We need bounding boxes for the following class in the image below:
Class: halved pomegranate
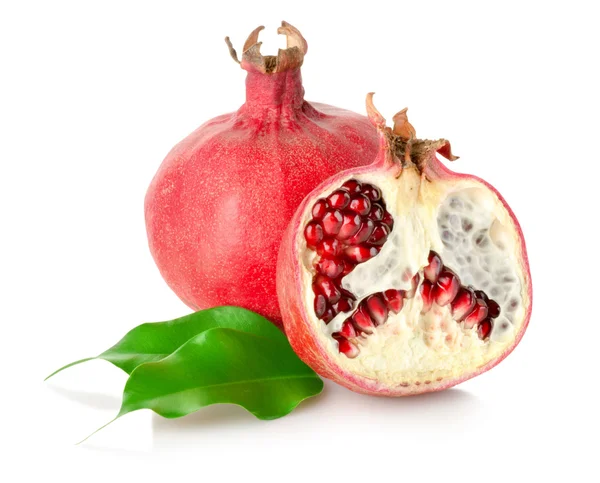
[277,94,532,396]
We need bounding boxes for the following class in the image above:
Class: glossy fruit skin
[276,101,532,395]
[145,26,378,326]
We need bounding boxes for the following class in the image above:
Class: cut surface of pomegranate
[277,94,532,395]
[145,23,377,326]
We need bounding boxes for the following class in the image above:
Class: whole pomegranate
[145,22,378,325]
[277,94,532,395]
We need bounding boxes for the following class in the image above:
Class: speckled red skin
[145,64,377,326]
[276,133,532,396]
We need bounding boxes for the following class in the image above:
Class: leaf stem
[44,357,96,381]
[76,415,120,445]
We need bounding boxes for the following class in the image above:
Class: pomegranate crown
[366,92,458,169]
[225,21,307,74]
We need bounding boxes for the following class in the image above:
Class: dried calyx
[225,21,307,73]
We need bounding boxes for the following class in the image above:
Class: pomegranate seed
[347,220,375,244]
[451,287,476,322]
[367,223,390,246]
[361,184,381,201]
[337,212,362,240]
[345,245,380,263]
[382,211,394,229]
[342,179,362,194]
[333,297,354,314]
[348,194,371,215]
[321,307,335,324]
[341,260,355,276]
[316,256,344,278]
[316,238,341,257]
[420,280,433,313]
[405,273,420,299]
[367,203,384,221]
[477,319,492,340]
[487,299,501,318]
[365,294,388,326]
[314,294,327,318]
[433,270,460,306]
[338,320,357,339]
[351,306,375,334]
[463,299,489,329]
[313,275,341,304]
[339,287,356,301]
[311,199,328,220]
[474,290,489,302]
[478,319,493,340]
[424,251,443,283]
[304,221,323,248]
[322,210,343,236]
[327,189,351,210]
[383,289,404,313]
[337,337,359,358]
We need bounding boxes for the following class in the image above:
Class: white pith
[299,167,529,386]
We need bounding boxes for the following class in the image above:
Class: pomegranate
[145,22,378,325]
[277,94,532,395]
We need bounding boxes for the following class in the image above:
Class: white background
[2,0,599,481]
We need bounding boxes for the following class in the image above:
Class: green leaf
[81,328,323,442]
[46,306,286,379]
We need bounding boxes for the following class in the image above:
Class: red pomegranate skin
[145,25,378,326]
[276,107,532,396]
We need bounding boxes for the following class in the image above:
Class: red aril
[144,23,378,325]
[277,94,532,395]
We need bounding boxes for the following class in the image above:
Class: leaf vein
[128,373,320,404]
